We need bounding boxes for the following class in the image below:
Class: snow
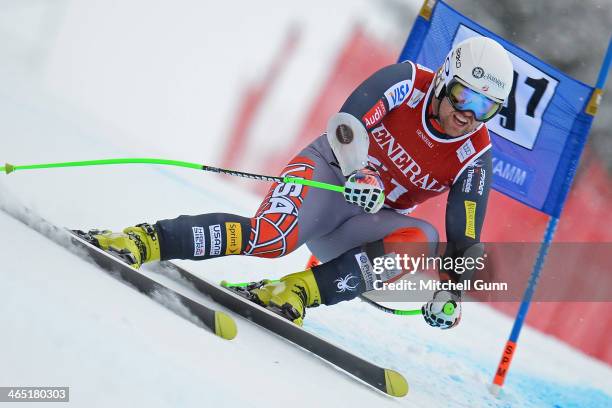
[1,126,611,407]
[0,1,611,406]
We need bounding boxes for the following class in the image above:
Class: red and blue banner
[399,0,597,217]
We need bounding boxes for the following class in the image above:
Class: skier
[88,36,513,328]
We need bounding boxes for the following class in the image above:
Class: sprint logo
[464,200,477,239]
[225,222,242,255]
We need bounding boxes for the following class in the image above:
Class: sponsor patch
[477,168,486,196]
[407,89,426,108]
[462,168,475,193]
[464,200,477,239]
[208,224,222,256]
[355,252,375,291]
[225,222,242,255]
[362,99,387,128]
[384,80,412,110]
[485,72,506,89]
[192,227,206,257]
[377,253,403,282]
[416,128,433,148]
[455,47,462,68]
[456,139,476,163]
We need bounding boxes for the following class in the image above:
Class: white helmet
[434,36,514,121]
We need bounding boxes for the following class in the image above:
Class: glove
[343,168,385,213]
[422,290,462,329]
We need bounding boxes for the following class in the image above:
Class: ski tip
[4,163,15,174]
[384,369,408,397]
[214,311,237,340]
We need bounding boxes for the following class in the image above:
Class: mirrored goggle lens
[448,82,501,121]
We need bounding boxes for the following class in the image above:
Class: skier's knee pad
[382,225,439,270]
[384,225,437,244]
[155,213,250,260]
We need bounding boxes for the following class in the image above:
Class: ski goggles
[446,78,502,122]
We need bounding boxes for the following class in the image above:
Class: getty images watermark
[370,253,508,292]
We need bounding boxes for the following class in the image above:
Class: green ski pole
[1,158,345,194]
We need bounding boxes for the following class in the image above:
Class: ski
[0,204,236,340]
[155,261,409,397]
[0,202,407,396]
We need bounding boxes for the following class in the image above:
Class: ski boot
[75,223,161,268]
[224,269,322,326]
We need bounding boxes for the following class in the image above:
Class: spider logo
[334,274,360,293]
